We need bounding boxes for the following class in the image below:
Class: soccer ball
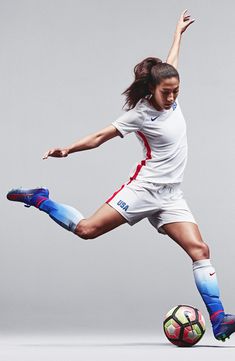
[163,305,206,347]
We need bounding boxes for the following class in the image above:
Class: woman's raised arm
[166,9,195,69]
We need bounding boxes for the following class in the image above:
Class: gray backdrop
[1,0,235,336]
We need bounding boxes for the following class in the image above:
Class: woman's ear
[149,84,154,94]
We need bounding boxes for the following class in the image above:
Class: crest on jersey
[172,102,177,111]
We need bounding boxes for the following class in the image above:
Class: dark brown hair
[122,57,179,110]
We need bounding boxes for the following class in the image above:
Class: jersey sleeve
[112,108,144,138]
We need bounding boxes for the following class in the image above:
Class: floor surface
[1,333,235,361]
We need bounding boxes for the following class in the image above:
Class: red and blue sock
[193,259,225,330]
[38,198,84,233]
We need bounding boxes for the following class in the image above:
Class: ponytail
[122,57,179,110]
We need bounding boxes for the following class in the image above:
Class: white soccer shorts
[106,180,197,234]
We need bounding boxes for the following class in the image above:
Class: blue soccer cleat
[7,187,49,208]
[213,314,235,342]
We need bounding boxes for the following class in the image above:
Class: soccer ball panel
[183,325,202,344]
[164,319,181,339]
[198,311,206,330]
[175,306,196,324]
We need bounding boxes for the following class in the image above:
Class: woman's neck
[148,96,163,112]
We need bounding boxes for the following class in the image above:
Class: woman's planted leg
[162,222,235,342]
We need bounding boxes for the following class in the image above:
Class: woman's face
[151,77,180,111]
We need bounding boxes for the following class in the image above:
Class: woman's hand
[176,9,195,35]
[43,147,69,160]
[166,9,195,68]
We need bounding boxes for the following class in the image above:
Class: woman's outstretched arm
[42,125,120,159]
[166,9,195,69]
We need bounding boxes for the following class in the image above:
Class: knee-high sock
[36,198,84,233]
[193,259,225,326]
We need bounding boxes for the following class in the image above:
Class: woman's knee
[191,240,210,261]
[74,220,99,240]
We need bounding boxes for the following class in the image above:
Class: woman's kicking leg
[7,187,127,235]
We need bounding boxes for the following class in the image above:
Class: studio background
[1,0,234,336]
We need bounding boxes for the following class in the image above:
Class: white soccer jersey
[112,98,187,184]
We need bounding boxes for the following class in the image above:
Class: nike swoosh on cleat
[209,272,216,276]
[8,193,34,196]
[7,193,34,199]
[221,321,235,325]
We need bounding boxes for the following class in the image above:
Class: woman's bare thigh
[162,222,209,261]
[74,203,127,238]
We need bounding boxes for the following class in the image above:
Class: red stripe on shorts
[106,184,125,204]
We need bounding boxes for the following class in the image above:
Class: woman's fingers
[184,20,195,31]
[42,148,58,159]
[181,9,188,19]
[177,9,195,34]
[42,150,50,159]
[42,148,68,159]
[180,9,194,23]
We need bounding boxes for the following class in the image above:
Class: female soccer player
[7,10,235,342]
